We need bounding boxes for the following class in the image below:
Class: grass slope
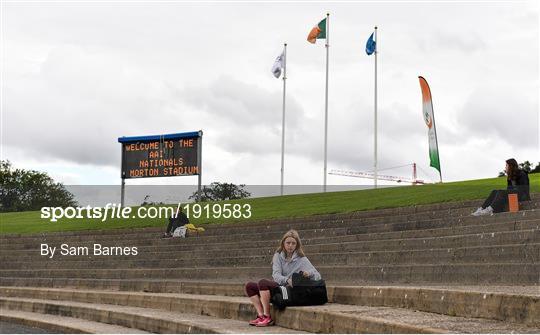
[1,174,538,235]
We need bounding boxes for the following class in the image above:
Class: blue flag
[365,32,376,55]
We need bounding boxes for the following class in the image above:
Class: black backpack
[270,272,328,310]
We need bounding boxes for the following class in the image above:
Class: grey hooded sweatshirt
[272,251,321,285]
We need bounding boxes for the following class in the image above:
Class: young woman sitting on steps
[472,158,531,216]
[244,229,321,327]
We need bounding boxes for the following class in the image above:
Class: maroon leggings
[245,279,279,297]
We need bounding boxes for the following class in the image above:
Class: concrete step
[0,205,480,245]
[212,196,539,231]
[305,229,539,254]
[0,319,54,334]
[2,218,537,262]
[2,200,537,247]
[2,278,538,296]
[2,197,538,333]
[329,285,540,327]
[0,309,150,333]
[53,227,536,255]
[198,207,530,243]
[2,209,538,254]
[1,287,538,333]
[1,263,538,284]
[195,200,539,237]
[2,243,537,270]
[0,282,538,326]
[2,222,540,257]
[0,296,304,334]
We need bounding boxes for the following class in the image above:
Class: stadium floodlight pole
[280,43,287,196]
[374,26,378,189]
[323,12,330,193]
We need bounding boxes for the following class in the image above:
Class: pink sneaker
[249,315,264,326]
[255,315,274,327]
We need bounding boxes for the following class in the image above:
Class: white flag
[271,51,284,78]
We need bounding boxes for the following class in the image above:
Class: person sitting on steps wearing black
[162,207,189,238]
[472,158,530,216]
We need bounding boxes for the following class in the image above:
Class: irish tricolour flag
[307,18,327,44]
[419,76,442,180]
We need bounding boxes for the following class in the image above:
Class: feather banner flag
[271,50,285,78]
[418,76,442,179]
[307,18,327,44]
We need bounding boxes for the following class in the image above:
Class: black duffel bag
[270,272,328,310]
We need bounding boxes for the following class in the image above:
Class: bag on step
[185,223,205,236]
[172,226,187,238]
[270,272,328,310]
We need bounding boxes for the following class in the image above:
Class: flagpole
[323,13,330,192]
[280,43,287,195]
[374,26,378,189]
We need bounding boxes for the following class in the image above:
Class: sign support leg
[197,130,203,202]
[120,178,125,207]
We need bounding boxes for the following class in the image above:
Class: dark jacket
[507,170,530,201]
[166,211,189,234]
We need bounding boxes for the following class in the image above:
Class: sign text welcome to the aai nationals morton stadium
[118,131,201,179]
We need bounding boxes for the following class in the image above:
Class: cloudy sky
[2,0,539,189]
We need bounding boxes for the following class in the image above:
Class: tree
[140,195,164,206]
[189,182,251,202]
[498,160,540,177]
[0,160,77,212]
[519,161,532,173]
[531,162,540,174]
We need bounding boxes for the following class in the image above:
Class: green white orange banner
[418,76,441,178]
[307,18,327,44]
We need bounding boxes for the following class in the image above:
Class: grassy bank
[1,174,538,235]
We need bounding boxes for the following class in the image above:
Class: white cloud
[2,1,538,188]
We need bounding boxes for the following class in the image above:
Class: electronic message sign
[118,131,202,179]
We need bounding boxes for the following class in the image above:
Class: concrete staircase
[0,196,539,333]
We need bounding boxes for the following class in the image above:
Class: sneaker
[255,315,274,327]
[249,315,264,326]
[471,207,484,216]
[484,206,494,216]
